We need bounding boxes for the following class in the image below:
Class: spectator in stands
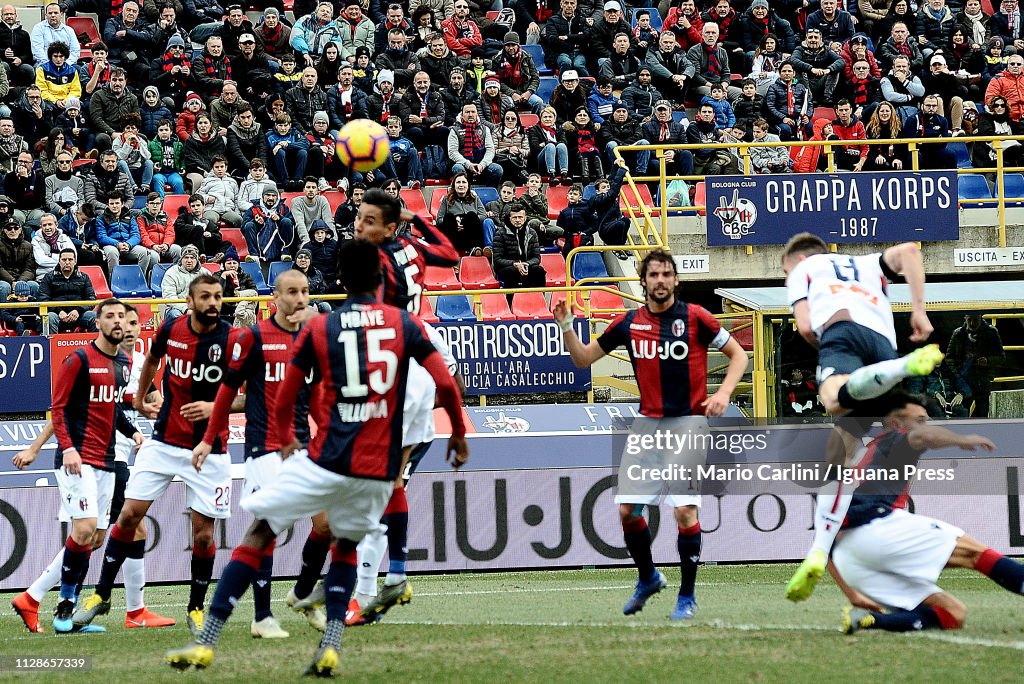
[332,181,362,242]
[916,0,957,61]
[39,247,96,333]
[366,68,399,126]
[77,40,111,107]
[96,192,153,276]
[379,116,424,188]
[439,68,477,128]
[233,31,276,104]
[701,0,744,73]
[140,87,174,141]
[398,70,448,152]
[421,32,460,89]
[302,223,337,285]
[733,78,765,133]
[184,112,226,192]
[160,244,211,320]
[273,52,302,94]
[223,106,265,180]
[266,112,310,190]
[436,171,488,256]
[285,67,329,135]
[806,0,856,47]
[336,0,375,60]
[54,96,89,155]
[210,82,247,137]
[103,1,150,84]
[291,246,331,313]
[448,102,502,187]
[5,150,44,229]
[89,68,138,152]
[57,202,104,271]
[375,29,420,94]
[947,27,986,102]
[241,186,295,262]
[149,120,185,198]
[902,94,957,169]
[843,58,883,122]
[253,7,288,62]
[632,10,659,61]
[688,22,741,100]
[520,172,560,244]
[13,85,54,148]
[291,176,334,244]
[647,30,694,104]
[494,32,544,114]
[217,253,258,326]
[174,193,233,264]
[112,113,153,194]
[375,4,417,57]
[841,35,882,83]
[30,3,79,66]
[750,34,784,97]
[137,192,181,265]
[492,202,545,301]
[990,0,1023,50]
[749,118,791,174]
[528,106,569,182]
[32,211,73,278]
[153,35,195,110]
[557,182,595,256]
[621,66,662,120]
[237,159,277,213]
[791,28,844,107]
[600,33,641,91]
[0,217,36,298]
[549,70,587,125]
[35,40,80,111]
[973,95,1024,168]
[739,0,797,56]
[864,101,909,170]
[791,117,839,173]
[563,106,604,184]
[84,149,132,213]
[305,112,339,189]
[945,313,1005,417]
[1,280,40,335]
[593,160,631,259]
[479,76,514,127]
[663,0,703,52]
[442,0,483,58]
[687,102,740,177]
[766,61,812,140]
[544,0,590,77]
[379,178,413,236]
[641,99,693,176]
[328,63,369,130]
[176,92,204,142]
[924,54,967,133]
[217,4,256,60]
[591,2,636,71]
[198,156,241,226]
[493,110,529,183]
[880,55,926,122]
[600,102,650,176]
[44,149,82,216]
[986,53,1024,121]
[0,6,35,86]
[832,99,869,171]
[879,21,924,72]
[701,81,736,130]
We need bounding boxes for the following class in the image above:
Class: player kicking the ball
[556,249,749,619]
[781,233,944,602]
[164,239,468,676]
[828,392,1024,634]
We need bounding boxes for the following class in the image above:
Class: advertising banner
[706,171,959,246]
[0,338,51,413]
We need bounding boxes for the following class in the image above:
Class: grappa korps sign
[707,171,959,246]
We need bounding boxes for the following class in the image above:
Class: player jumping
[555,249,749,619]
[164,238,469,675]
[781,233,945,602]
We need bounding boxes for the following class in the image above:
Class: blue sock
[622,515,655,583]
[209,546,262,622]
[676,524,702,597]
[977,549,1024,595]
[383,512,408,578]
[294,529,331,599]
[96,524,134,601]
[60,538,90,601]
[869,606,942,632]
[252,552,274,622]
[324,541,358,624]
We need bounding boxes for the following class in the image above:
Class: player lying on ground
[164,238,469,676]
[827,392,1024,633]
[781,233,945,602]
[556,248,748,620]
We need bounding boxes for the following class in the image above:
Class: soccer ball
[335,119,390,172]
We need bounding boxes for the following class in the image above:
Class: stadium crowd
[0,0,1021,327]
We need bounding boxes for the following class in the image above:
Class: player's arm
[420,350,469,468]
[12,420,54,469]
[132,353,162,418]
[274,364,306,458]
[791,299,818,348]
[407,212,459,266]
[906,426,995,452]
[827,559,883,611]
[231,393,246,412]
[114,404,144,448]
[881,242,931,342]
[553,300,607,368]
[51,353,83,475]
[703,337,748,417]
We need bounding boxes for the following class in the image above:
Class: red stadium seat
[480,293,515,320]
[136,303,157,330]
[424,266,462,291]
[282,191,303,207]
[694,181,706,217]
[401,189,428,216]
[619,183,653,213]
[550,290,584,314]
[458,256,499,289]
[419,296,439,323]
[545,185,569,220]
[80,266,113,299]
[520,113,539,128]
[220,228,249,260]
[511,292,552,319]
[429,189,444,219]
[589,286,624,321]
[68,16,99,59]
[162,194,191,220]
[323,190,346,213]
[541,253,566,287]
[205,262,223,274]
[812,107,836,123]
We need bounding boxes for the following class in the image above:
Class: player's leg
[619,503,667,615]
[123,519,174,627]
[243,453,289,639]
[287,511,330,631]
[671,504,701,620]
[844,592,966,634]
[187,510,218,635]
[349,527,387,625]
[14,550,63,633]
[51,466,104,633]
[947,533,1024,596]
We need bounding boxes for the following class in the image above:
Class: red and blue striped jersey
[844,430,919,528]
[151,316,240,453]
[599,301,731,417]
[379,215,458,315]
[288,295,439,480]
[51,342,136,471]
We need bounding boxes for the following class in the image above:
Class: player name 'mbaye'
[764,175,954,213]
[337,308,386,329]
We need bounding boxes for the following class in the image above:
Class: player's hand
[63,449,83,476]
[909,310,933,342]
[446,436,469,469]
[12,446,39,470]
[280,438,301,459]
[181,401,213,422]
[701,390,730,417]
[192,440,213,472]
[286,306,319,325]
[135,394,161,418]
[552,300,570,326]
[959,435,995,452]
[132,432,144,448]
[848,591,884,612]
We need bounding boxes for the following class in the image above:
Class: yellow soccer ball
[335,119,390,172]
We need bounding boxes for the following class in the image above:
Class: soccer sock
[866,605,955,632]
[59,537,91,601]
[622,515,655,583]
[355,527,387,597]
[252,542,276,622]
[382,488,409,586]
[199,545,263,647]
[123,540,146,612]
[676,523,702,598]
[810,481,852,556]
[96,523,135,601]
[294,528,332,600]
[188,542,217,613]
[28,549,64,602]
[75,549,92,598]
[975,548,1024,594]
[321,542,357,651]
[844,358,915,402]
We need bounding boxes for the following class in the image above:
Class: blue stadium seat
[435,295,477,321]
[523,44,552,76]
[267,261,291,287]
[240,261,271,295]
[631,10,663,31]
[1002,173,1024,207]
[476,187,499,206]
[571,252,610,283]
[581,183,596,200]
[537,77,558,103]
[671,110,688,125]
[110,265,152,298]
[949,141,972,169]
[150,262,171,292]
[957,175,992,205]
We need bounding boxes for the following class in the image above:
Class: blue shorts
[817,321,897,383]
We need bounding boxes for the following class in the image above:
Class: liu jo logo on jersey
[713,189,757,240]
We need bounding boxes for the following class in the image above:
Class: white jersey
[114,350,146,463]
[786,252,897,349]
[403,322,458,446]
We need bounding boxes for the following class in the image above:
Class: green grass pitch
[1,564,1021,683]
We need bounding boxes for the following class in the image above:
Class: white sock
[123,557,146,612]
[384,572,406,586]
[27,549,64,602]
[355,528,388,597]
[845,358,913,400]
[810,480,853,556]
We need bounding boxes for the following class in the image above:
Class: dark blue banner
[0,338,51,413]
[433,320,592,395]
[706,171,959,246]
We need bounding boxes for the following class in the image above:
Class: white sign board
[953,247,1024,267]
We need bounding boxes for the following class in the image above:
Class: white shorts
[243,452,284,498]
[125,440,233,519]
[832,509,963,611]
[242,451,392,542]
[402,361,436,448]
[614,416,707,509]
[57,464,116,529]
